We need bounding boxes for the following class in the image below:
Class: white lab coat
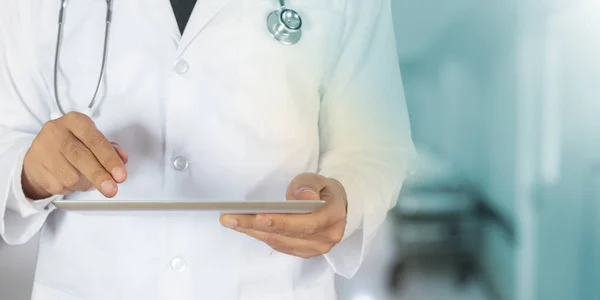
[0,0,414,299]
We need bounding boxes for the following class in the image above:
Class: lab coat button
[174,59,189,74]
[170,257,187,272]
[172,156,189,171]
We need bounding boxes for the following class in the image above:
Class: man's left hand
[219,173,348,258]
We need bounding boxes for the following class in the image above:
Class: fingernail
[100,180,116,195]
[222,217,238,229]
[111,142,121,149]
[295,188,320,199]
[112,167,126,182]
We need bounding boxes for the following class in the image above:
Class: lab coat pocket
[231,0,345,142]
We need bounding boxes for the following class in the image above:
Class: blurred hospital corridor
[337,220,488,300]
[2,0,600,299]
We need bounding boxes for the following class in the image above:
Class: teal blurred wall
[392,1,519,299]
[393,0,600,299]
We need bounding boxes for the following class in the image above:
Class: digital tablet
[52,200,327,214]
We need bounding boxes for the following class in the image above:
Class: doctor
[0,0,414,299]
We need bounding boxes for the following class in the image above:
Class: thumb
[294,187,320,201]
[287,173,326,200]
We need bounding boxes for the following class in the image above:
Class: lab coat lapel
[177,0,234,54]
[141,0,181,43]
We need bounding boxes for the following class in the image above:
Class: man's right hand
[21,112,128,200]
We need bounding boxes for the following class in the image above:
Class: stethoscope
[52,0,303,118]
[53,0,113,118]
[267,0,303,45]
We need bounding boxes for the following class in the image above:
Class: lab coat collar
[142,0,181,43]
[177,0,234,55]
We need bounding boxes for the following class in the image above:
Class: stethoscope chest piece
[267,8,302,45]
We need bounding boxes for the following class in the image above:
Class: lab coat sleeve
[0,0,57,246]
[319,0,416,278]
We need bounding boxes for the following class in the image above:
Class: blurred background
[2,0,599,299]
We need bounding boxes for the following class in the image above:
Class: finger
[44,154,91,192]
[64,112,127,183]
[290,175,346,216]
[233,228,328,258]
[111,142,129,164]
[221,212,329,239]
[222,174,345,238]
[31,164,74,196]
[284,174,342,223]
[285,173,327,201]
[59,132,118,198]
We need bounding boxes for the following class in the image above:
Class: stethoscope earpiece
[267,4,302,45]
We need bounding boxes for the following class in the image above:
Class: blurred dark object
[387,146,515,294]
[388,183,482,293]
